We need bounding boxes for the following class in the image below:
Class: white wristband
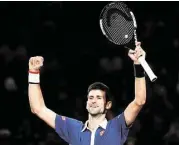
[28,73,40,83]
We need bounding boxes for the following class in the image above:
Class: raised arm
[28,56,56,128]
[124,42,146,126]
[28,56,83,144]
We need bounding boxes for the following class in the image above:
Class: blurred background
[0,1,179,145]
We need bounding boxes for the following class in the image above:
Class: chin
[89,112,99,116]
[88,110,103,116]
[88,110,99,116]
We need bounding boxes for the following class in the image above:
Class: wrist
[28,70,40,84]
[134,61,140,65]
[29,69,40,73]
[134,64,145,78]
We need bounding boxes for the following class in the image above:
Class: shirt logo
[100,130,105,136]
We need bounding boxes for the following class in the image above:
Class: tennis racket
[99,1,157,82]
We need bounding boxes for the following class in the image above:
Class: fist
[128,42,146,64]
[29,56,44,71]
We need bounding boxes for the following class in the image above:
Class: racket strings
[107,14,132,43]
[100,2,135,45]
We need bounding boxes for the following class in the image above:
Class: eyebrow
[97,95,102,98]
[88,95,102,98]
[88,95,93,98]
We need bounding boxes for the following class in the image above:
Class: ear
[105,101,112,110]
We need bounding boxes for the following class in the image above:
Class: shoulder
[108,112,128,128]
[55,114,84,128]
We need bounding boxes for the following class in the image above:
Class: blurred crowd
[0,1,179,145]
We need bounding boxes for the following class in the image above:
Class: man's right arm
[28,83,56,129]
[28,56,56,129]
[28,77,83,144]
[28,56,83,144]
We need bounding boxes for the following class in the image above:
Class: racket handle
[138,57,157,82]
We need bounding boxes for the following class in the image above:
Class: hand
[29,56,44,72]
[128,42,146,64]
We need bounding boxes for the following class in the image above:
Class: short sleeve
[111,112,130,144]
[55,114,82,143]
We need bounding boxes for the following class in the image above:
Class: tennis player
[28,42,146,145]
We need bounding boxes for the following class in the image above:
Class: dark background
[0,1,179,145]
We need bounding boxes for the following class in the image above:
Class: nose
[91,98,97,103]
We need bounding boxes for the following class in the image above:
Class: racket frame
[130,11,157,82]
[99,2,157,82]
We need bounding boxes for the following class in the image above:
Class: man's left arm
[111,77,146,145]
[124,42,146,127]
[124,77,146,126]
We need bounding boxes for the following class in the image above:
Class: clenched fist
[128,42,146,64]
[29,56,44,72]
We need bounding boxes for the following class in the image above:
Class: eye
[97,96,102,99]
[88,96,93,100]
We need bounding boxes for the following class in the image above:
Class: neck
[88,114,106,131]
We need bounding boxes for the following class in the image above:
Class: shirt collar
[81,118,108,132]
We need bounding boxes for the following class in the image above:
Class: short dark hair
[87,82,113,102]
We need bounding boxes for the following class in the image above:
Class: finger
[38,57,44,66]
[33,58,36,67]
[36,60,40,66]
[40,56,44,62]
[31,57,35,66]
[131,55,138,61]
[138,50,144,58]
[137,49,142,56]
[128,49,135,54]
[36,56,43,61]
[35,56,40,64]
[40,57,44,66]
[29,57,33,65]
[135,46,143,54]
[135,41,141,46]
[36,57,43,67]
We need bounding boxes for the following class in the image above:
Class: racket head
[99,2,137,46]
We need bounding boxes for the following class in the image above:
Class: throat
[88,114,106,131]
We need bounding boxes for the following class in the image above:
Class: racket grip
[138,57,157,82]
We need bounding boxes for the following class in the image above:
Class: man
[28,42,146,145]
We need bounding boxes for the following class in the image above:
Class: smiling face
[86,89,111,116]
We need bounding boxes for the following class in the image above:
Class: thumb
[128,49,137,60]
[128,49,135,54]
[135,41,141,47]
